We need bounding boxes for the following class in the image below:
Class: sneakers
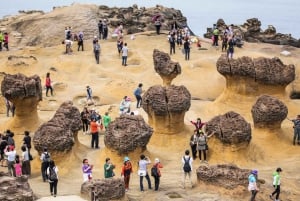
[269,194,273,200]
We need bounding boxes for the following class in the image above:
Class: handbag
[138,170,146,176]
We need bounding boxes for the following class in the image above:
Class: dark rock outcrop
[196,164,251,189]
[205,111,251,145]
[251,95,288,129]
[142,85,191,134]
[204,18,300,48]
[104,115,153,154]
[0,172,35,201]
[153,49,181,86]
[81,178,125,201]
[33,101,82,155]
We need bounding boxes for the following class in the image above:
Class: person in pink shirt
[3,32,8,51]
[45,72,53,97]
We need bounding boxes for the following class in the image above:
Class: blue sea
[0,0,299,38]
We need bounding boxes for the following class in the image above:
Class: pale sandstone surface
[0,6,300,201]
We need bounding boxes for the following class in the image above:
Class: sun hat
[251,169,258,175]
[124,156,130,162]
[155,158,160,163]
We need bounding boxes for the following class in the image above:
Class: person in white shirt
[121,43,128,66]
[138,154,152,191]
[182,149,193,189]
[5,145,16,176]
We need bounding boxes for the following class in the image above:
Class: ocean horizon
[0,0,299,39]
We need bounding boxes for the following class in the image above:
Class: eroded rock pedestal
[104,115,153,154]
[81,178,125,201]
[251,95,288,129]
[1,73,42,129]
[0,172,35,201]
[33,101,82,156]
[141,50,191,134]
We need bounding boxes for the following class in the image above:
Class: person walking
[21,145,31,175]
[98,20,103,39]
[103,112,111,130]
[102,19,108,40]
[248,170,259,201]
[183,39,190,60]
[138,154,152,191]
[93,40,100,64]
[45,72,53,97]
[270,167,282,201]
[47,160,58,197]
[169,33,176,55]
[182,150,193,189]
[81,107,90,134]
[227,38,234,59]
[121,43,128,66]
[121,156,133,192]
[287,115,300,145]
[154,18,161,35]
[190,130,199,160]
[104,157,115,178]
[77,31,84,51]
[82,158,93,182]
[134,83,143,108]
[40,148,51,182]
[151,158,163,191]
[90,118,100,149]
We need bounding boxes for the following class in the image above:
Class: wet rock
[205,111,251,145]
[104,115,153,154]
[0,172,35,201]
[153,49,181,86]
[33,101,82,155]
[251,95,288,129]
[142,85,191,134]
[81,178,126,201]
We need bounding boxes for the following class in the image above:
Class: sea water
[0,0,299,38]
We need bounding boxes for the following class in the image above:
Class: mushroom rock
[1,73,42,130]
[104,115,153,154]
[81,178,126,201]
[205,111,251,146]
[153,49,181,86]
[142,85,191,134]
[0,172,35,200]
[33,101,82,156]
[196,164,252,189]
[216,55,295,96]
[251,95,288,129]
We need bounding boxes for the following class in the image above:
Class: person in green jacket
[104,157,115,178]
[269,167,282,201]
[0,31,3,51]
[103,112,111,130]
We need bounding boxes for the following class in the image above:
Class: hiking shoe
[269,194,273,200]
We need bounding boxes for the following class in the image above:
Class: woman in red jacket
[45,72,53,97]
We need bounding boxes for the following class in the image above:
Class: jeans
[293,127,300,144]
[50,179,58,196]
[122,56,127,66]
[185,49,190,60]
[271,185,280,200]
[140,173,151,191]
[41,161,49,181]
[135,95,142,108]
[82,120,89,132]
[7,160,15,177]
[91,133,99,148]
[94,50,100,64]
[154,176,160,190]
[46,86,53,96]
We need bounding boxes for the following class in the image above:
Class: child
[14,155,22,177]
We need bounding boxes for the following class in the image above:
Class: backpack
[151,165,159,177]
[49,167,58,181]
[183,156,191,172]
[43,152,51,162]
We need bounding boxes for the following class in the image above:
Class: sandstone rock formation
[104,115,153,154]
[81,178,125,201]
[33,101,81,155]
[216,55,295,95]
[142,85,191,134]
[0,4,192,48]
[251,95,288,129]
[0,172,35,201]
[204,18,300,48]
[196,164,251,189]
[1,73,42,128]
[153,49,181,86]
[205,111,251,145]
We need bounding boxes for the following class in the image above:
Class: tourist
[81,107,90,134]
[64,38,73,54]
[212,27,219,46]
[196,131,209,162]
[14,155,22,177]
[121,43,128,66]
[21,145,31,175]
[176,30,183,47]
[98,20,103,39]
[119,96,131,114]
[82,158,93,182]
[248,169,259,201]
[121,156,133,192]
[86,85,93,104]
[134,83,143,108]
[103,112,111,130]
[154,17,161,35]
[117,37,123,57]
[190,130,199,160]
[222,34,228,52]
[77,31,84,51]
[287,115,300,145]
[227,38,234,59]
[90,109,102,125]
[183,39,190,60]
[7,131,15,148]
[104,157,115,178]
[5,145,16,177]
[270,167,282,201]
[40,148,51,182]
[90,118,100,149]
[138,154,152,191]
[5,98,15,117]
[47,160,58,197]
[190,118,205,133]
[3,32,9,51]
[152,158,163,191]
[102,19,108,40]
[23,131,32,155]
[45,72,53,97]
[0,136,8,167]
[182,149,193,189]
[169,33,176,55]
[93,40,100,64]
[0,31,3,51]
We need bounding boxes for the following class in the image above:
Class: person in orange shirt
[90,118,100,149]
[152,158,163,191]
[121,156,133,192]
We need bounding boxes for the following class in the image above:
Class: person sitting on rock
[119,96,131,114]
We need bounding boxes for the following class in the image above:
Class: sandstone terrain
[0,3,300,201]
